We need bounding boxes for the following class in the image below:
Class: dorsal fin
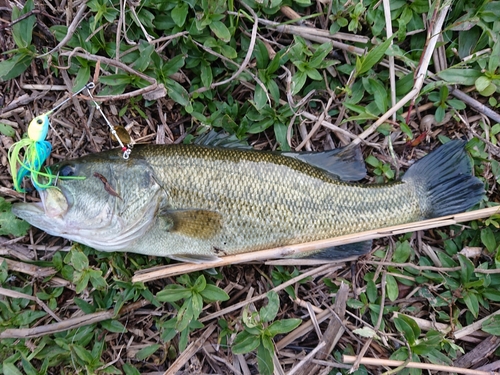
[281,146,366,181]
[193,130,251,149]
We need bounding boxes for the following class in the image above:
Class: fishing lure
[8,84,94,192]
[8,82,133,192]
[8,113,54,192]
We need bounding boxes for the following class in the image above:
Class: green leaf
[0,197,30,236]
[3,363,24,375]
[462,291,479,318]
[209,21,231,43]
[123,363,141,375]
[365,155,381,168]
[254,40,269,69]
[309,43,333,68]
[191,292,204,319]
[199,284,229,302]
[291,70,307,95]
[356,36,394,76]
[220,44,237,59]
[394,315,419,345]
[393,240,412,263]
[257,341,274,375]
[73,345,94,363]
[0,123,16,137]
[157,285,191,302]
[488,41,500,72]
[437,69,482,86]
[71,251,89,271]
[353,327,378,338]
[74,298,96,314]
[135,344,161,360]
[166,79,189,106]
[75,271,91,293]
[232,331,261,354]
[368,78,388,113]
[260,291,280,322]
[458,254,474,284]
[479,82,497,96]
[386,274,399,301]
[274,122,290,151]
[254,84,267,110]
[176,302,194,332]
[246,118,274,134]
[100,74,133,86]
[366,279,378,303]
[305,68,322,80]
[482,315,500,336]
[21,356,38,375]
[171,2,189,27]
[447,98,466,110]
[101,319,127,333]
[11,0,35,48]
[134,42,155,72]
[162,55,185,76]
[347,298,365,309]
[74,64,91,92]
[435,105,445,123]
[475,76,491,92]
[422,347,453,366]
[89,269,107,290]
[0,49,35,81]
[200,61,213,88]
[15,310,46,325]
[481,227,497,252]
[267,319,301,336]
[192,274,207,293]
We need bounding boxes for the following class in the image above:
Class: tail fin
[402,140,484,218]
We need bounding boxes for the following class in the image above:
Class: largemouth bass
[12,140,484,262]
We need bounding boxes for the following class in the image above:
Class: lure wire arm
[85,85,133,160]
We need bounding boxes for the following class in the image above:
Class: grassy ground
[0,0,500,374]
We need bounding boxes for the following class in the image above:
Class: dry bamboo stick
[342,355,499,375]
[132,206,498,283]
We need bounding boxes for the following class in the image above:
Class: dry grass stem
[343,355,500,375]
[37,2,87,58]
[163,324,216,375]
[454,309,500,340]
[0,299,149,339]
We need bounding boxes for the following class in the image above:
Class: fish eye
[59,164,75,177]
[37,118,43,125]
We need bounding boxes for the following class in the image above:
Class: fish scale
[12,140,484,262]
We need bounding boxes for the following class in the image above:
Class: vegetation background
[0,0,499,373]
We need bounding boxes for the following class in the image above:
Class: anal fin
[169,253,222,263]
[300,240,372,260]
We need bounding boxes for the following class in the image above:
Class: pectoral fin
[160,209,223,239]
[169,253,222,263]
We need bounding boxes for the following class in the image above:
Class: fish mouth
[12,200,56,235]
[12,201,45,218]
[13,187,70,219]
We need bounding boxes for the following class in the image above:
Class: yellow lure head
[27,113,50,142]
